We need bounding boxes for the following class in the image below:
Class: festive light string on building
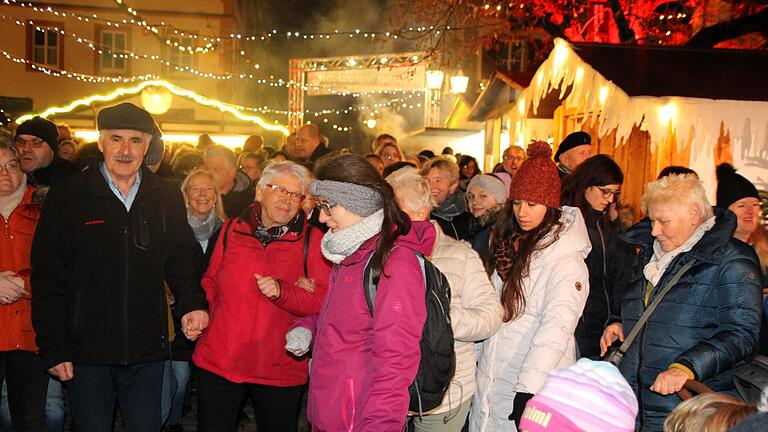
[2,0,494,46]
[16,80,290,136]
[1,0,216,53]
[0,50,159,83]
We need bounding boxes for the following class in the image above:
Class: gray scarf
[188,209,219,244]
[0,178,27,220]
[321,209,385,264]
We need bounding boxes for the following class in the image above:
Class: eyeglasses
[0,160,21,173]
[265,184,305,203]
[596,186,621,200]
[314,197,335,216]
[14,137,45,149]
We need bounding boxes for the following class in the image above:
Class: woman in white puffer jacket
[387,168,503,432]
[470,142,591,432]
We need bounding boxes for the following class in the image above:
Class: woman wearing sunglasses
[192,161,332,432]
[286,154,434,431]
[560,154,631,360]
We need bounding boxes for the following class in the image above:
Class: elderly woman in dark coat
[600,173,762,432]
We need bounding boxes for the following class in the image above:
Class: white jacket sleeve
[450,247,503,342]
[516,255,589,394]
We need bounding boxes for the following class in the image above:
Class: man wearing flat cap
[554,131,593,180]
[13,116,78,192]
[30,102,209,431]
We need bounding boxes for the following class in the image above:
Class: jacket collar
[622,207,736,265]
[87,164,162,200]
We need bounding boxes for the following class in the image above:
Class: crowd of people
[0,101,767,432]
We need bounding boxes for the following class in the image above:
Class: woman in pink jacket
[286,154,432,431]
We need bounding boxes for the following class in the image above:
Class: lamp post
[425,69,444,127]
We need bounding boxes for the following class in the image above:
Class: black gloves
[508,392,534,426]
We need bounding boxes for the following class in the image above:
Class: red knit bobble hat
[510,141,561,208]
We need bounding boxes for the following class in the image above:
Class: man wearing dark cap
[13,116,78,191]
[554,131,592,180]
[31,102,209,432]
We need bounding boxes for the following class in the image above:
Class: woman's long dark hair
[485,202,564,322]
[459,155,481,180]
[315,154,411,284]
[560,154,623,227]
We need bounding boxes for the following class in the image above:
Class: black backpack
[363,249,456,415]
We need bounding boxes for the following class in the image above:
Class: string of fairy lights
[1,1,441,134]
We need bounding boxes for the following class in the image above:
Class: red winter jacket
[192,209,331,386]
[0,187,40,352]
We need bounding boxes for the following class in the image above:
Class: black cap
[97,102,155,134]
[15,116,59,152]
[554,131,591,163]
[716,163,759,209]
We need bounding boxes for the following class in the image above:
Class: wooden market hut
[503,38,768,218]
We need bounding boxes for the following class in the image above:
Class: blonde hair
[385,167,434,215]
[420,156,459,185]
[641,173,714,221]
[181,169,226,221]
[664,393,756,432]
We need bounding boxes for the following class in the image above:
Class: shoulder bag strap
[303,224,312,278]
[608,259,697,366]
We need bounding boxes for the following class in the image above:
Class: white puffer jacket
[427,221,503,414]
[470,206,591,432]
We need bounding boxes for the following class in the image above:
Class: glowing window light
[17,80,290,136]
[518,98,526,116]
[575,66,584,82]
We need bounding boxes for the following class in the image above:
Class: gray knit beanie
[310,179,382,217]
[467,174,508,204]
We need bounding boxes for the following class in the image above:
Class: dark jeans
[67,361,164,432]
[0,350,49,432]
[196,367,303,432]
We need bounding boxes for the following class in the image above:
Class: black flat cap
[97,102,155,134]
[554,131,591,163]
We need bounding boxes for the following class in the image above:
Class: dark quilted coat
[618,208,762,432]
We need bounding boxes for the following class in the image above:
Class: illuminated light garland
[16,80,290,136]
[1,0,216,53]
[2,0,473,45]
[2,16,232,80]
[0,50,159,83]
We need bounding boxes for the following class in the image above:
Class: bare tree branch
[607,0,636,43]
[685,6,768,48]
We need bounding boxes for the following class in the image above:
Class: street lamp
[426,70,445,90]
[425,69,445,127]
[450,74,469,94]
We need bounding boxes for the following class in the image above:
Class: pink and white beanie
[518,359,638,432]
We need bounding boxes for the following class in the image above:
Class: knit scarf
[432,190,468,220]
[0,178,27,220]
[321,209,384,264]
[493,232,522,282]
[643,216,716,286]
[188,209,219,244]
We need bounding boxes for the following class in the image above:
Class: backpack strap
[362,247,422,317]
[607,259,696,366]
[303,224,312,278]
[221,217,236,252]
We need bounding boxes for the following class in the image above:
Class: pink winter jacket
[296,222,435,431]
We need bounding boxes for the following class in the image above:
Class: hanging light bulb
[450,73,469,94]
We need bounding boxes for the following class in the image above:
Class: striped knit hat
[518,359,638,432]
